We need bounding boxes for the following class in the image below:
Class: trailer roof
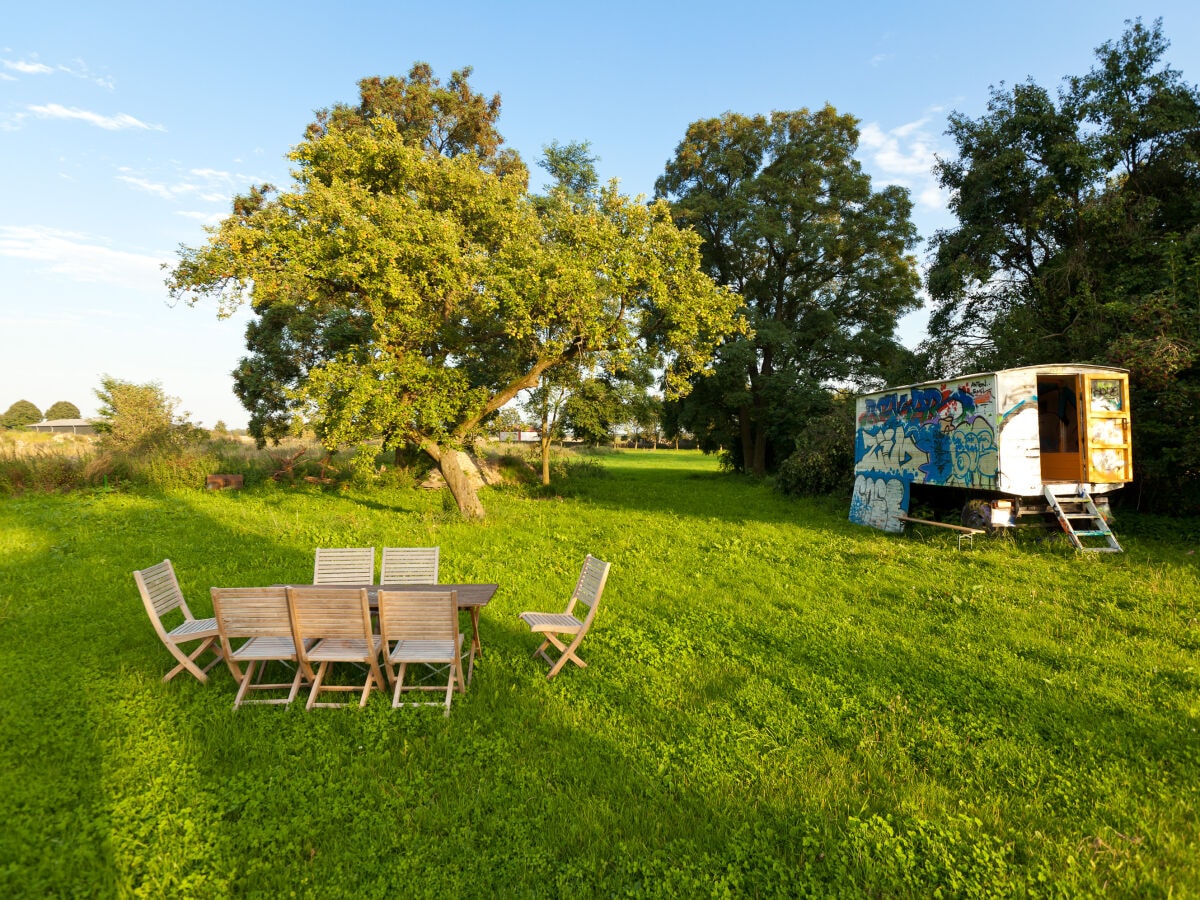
[857,363,1129,399]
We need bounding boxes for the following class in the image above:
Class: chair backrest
[380,547,439,585]
[210,587,292,639]
[286,587,374,644]
[378,590,458,646]
[566,554,610,630]
[134,560,192,635]
[313,547,375,585]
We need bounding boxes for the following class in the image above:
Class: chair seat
[519,611,583,634]
[387,635,463,664]
[231,636,302,660]
[168,616,219,639]
[307,636,382,661]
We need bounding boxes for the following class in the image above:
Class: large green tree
[926,19,1200,511]
[1,400,41,429]
[170,67,738,518]
[656,107,921,476]
[43,401,81,421]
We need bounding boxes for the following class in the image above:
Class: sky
[3,1,1198,429]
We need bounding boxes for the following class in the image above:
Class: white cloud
[176,210,226,225]
[859,119,938,177]
[858,115,953,215]
[28,103,163,131]
[190,168,232,180]
[116,173,201,200]
[0,225,166,289]
[3,58,53,74]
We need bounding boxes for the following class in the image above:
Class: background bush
[775,399,856,498]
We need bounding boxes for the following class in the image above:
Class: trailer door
[1081,374,1133,484]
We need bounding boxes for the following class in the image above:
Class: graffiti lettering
[856,381,998,490]
[849,474,907,532]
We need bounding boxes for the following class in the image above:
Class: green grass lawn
[1,450,1197,897]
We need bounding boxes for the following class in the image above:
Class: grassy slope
[0,450,1197,897]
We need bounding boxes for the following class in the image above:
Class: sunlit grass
[1,450,1197,896]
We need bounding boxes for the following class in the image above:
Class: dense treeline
[924,18,1200,513]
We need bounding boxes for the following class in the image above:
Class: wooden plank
[896,514,985,535]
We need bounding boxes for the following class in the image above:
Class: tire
[962,499,991,531]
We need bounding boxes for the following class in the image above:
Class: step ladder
[1043,486,1123,553]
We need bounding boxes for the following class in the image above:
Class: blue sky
[3,1,1198,428]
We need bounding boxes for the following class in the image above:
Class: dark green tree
[926,18,1200,511]
[656,106,921,475]
[1,400,42,428]
[43,401,81,420]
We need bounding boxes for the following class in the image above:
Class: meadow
[1,450,1197,897]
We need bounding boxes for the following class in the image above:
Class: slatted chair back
[566,554,610,631]
[211,586,293,640]
[313,547,375,585]
[378,590,458,645]
[133,559,222,683]
[287,587,374,643]
[378,589,462,715]
[135,558,190,623]
[380,547,440,584]
[285,586,383,710]
[210,586,305,708]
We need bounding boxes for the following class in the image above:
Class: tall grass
[0,451,1197,897]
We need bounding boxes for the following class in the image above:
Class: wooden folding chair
[313,547,375,585]
[211,587,310,709]
[519,554,610,680]
[286,586,384,710]
[378,590,463,716]
[380,547,439,584]
[133,559,222,683]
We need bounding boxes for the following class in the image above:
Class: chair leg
[232,660,258,709]
[391,662,407,708]
[306,661,331,711]
[164,637,219,684]
[443,663,455,716]
[545,633,587,680]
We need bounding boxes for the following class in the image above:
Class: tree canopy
[1,400,42,429]
[169,66,740,518]
[656,106,921,475]
[43,401,81,421]
[926,18,1200,511]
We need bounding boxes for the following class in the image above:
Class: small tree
[1,400,42,429]
[93,377,198,456]
[43,401,82,421]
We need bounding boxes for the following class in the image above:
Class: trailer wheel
[962,500,991,531]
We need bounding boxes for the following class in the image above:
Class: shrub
[775,400,856,498]
[93,377,202,456]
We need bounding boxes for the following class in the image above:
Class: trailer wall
[852,374,1004,532]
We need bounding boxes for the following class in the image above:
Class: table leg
[468,607,482,685]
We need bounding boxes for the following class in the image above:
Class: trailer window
[1090,379,1123,412]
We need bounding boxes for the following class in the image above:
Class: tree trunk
[430,445,486,520]
[739,407,755,474]
[540,435,552,486]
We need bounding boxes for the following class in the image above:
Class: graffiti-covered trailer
[851,365,1133,535]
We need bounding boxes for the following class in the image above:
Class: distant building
[27,418,97,435]
[497,429,540,443]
